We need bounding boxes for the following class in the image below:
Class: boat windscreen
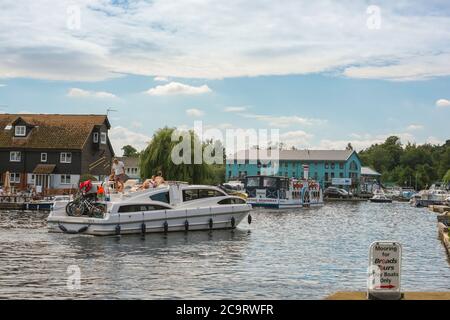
[246,177,260,187]
[263,177,278,188]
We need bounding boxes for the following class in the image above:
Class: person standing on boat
[112,158,126,193]
[154,171,165,187]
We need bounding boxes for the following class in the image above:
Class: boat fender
[58,224,89,234]
[209,218,213,229]
[248,214,252,225]
[231,216,236,228]
[141,223,146,235]
[184,219,189,231]
[115,224,121,235]
[163,221,169,233]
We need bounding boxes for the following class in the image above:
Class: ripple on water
[0,202,449,299]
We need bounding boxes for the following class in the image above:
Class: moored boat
[47,182,252,236]
[369,189,393,203]
[244,175,323,209]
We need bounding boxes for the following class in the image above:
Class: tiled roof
[33,164,57,174]
[361,166,381,176]
[117,156,139,167]
[0,114,110,150]
[233,149,356,161]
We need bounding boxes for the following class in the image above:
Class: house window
[15,126,26,136]
[325,163,329,169]
[10,151,21,162]
[100,132,107,144]
[60,152,72,163]
[60,175,71,185]
[93,132,99,143]
[41,153,47,162]
[331,163,335,169]
[10,173,21,183]
[340,172,344,178]
[339,163,344,169]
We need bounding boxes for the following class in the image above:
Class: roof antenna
[106,107,117,117]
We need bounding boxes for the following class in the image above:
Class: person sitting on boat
[111,158,126,193]
[154,171,165,187]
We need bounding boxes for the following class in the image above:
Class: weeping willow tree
[139,127,218,184]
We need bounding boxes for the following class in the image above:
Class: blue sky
[0,0,449,155]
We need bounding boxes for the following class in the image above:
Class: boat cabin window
[218,198,246,205]
[279,179,288,189]
[150,191,170,203]
[183,188,226,202]
[118,204,170,213]
[263,177,278,188]
[246,177,260,187]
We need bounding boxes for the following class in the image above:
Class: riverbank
[326,292,450,300]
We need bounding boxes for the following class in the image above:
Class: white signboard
[368,241,402,300]
[256,189,267,198]
[332,178,352,186]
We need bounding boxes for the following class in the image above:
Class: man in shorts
[111,158,126,193]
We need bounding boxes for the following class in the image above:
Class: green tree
[139,127,214,184]
[122,145,139,157]
[443,169,450,183]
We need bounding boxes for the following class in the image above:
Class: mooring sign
[368,241,402,300]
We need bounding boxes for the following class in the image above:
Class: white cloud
[280,130,314,148]
[315,132,418,151]
[406,124,424,131]
[436,99,450,108]
[154,76,169,82]
[109,126,151,156]
[1,1,450,81]
[425,136,444,145]
[67,88,117,99]
[186,108,204,117]
[224,106,248,113]
[144,82,211,96]
[131,121,143,128]
[240,113,326,128]
[0,84,6,87]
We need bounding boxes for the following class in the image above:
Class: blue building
[226,149,362,190]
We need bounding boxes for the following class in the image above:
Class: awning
[33,164,56,174]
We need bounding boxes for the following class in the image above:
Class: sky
[0,0,449,155]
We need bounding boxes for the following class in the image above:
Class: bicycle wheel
[90,204,106,218]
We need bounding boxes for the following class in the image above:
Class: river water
[0,202,448,299]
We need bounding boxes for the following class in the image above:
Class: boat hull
[47,204,251,236]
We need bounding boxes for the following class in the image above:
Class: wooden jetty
[326,292,450,300]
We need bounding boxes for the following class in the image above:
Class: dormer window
[93,132,99,143]
[15,125,26,136]
[100,132,107,144]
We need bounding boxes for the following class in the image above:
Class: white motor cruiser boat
[369,188,393,203]
[47,182,252,236]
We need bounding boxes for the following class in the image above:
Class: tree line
[359,136,450,190]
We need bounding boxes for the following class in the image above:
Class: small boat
[47,182,252,236]
[25,195,72,211]
[244,175,323,209]
[369,190,393,203]
[410,183,450,207]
